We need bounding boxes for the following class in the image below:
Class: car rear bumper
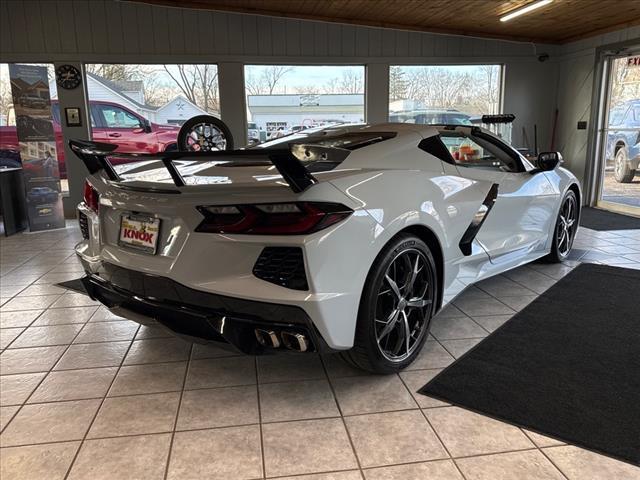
[81,263,332,355]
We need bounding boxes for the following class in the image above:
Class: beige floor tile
[453,296,515,317]
[456,450,566,480]
[277,473,362,480]
[167,425,262,480]
[185,356,256,389]
[0,327,24,348]
[0,310,42,328]
[405,341,455,370]
[332,374,417,415]
[123,338,192,365]
[9,324,82,348]
[322,354,372,378]
[364,459,463,479]
[440,338,483,358]
[0,442,80,480]
[430,316,488,341]
[1,405,20,431]
[177,385,258,430]
[0,399,100,446]
[54,341,130,370]
[259,379,340,422]
[257,354,326,383]
[67,433,172,480]
[74,321,138,343]
[50,293,99,309]
[0,373,46,405]
[345,410,447,468]
[135,324,173,339]
[0,294,61,312]
[471,315,512,333]
[32,306,97,326]
[523,429,565,448]
[88,392,180,438]
[89,307,125,322]
[542,446,640,480]
[0,345,67,374]
[424,406,534,457]
[498,295,538,312]
[263,417,358,477]
[28,367,117,403]
[17,284,68,297]
[399,369,449,408]
[190,342,241,359]
[109,362,187,396]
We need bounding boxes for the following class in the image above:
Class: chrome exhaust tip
[255,329,280,348]
[281,331,309,352]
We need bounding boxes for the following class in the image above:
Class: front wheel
[177,115,234,152]
[543,190,579,263]
[614,148,635,183]
[341,234,438,374]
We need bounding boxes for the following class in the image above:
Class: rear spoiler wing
[68,140,344,193]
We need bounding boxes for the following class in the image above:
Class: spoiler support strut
[69,140,321,193]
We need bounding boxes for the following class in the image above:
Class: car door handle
[108,132,121,138]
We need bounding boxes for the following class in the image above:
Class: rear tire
[341,233,438,374]
[543,190,579,263]
[614,147,635,183]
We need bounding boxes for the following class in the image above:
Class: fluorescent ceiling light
[500,0,553,22]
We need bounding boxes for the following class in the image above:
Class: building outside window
[244,65,365,144]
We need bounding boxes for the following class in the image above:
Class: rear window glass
[260,131,397,151]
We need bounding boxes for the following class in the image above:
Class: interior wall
[553,26,640,196]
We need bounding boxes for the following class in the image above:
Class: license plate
[119,214,161,254]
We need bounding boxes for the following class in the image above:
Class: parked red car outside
[0,100,180,178]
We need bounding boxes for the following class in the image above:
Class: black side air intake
[253,247,309,290]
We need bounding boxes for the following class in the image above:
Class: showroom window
[244,65,365,144]
[388,65,503,125]
[82,63,220,156]
[0,62,69,193]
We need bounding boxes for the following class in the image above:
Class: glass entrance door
[597,53,640,214]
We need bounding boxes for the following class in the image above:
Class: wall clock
[56,64,82,90]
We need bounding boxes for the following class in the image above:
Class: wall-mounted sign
[65,107,82,127]
[9,64,65,232]
[626,56,640,67]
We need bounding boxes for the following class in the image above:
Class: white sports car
[73,123,580,373]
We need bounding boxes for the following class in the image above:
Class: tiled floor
[1,223,640,480]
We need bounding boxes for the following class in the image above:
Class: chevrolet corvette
[72,122,580,373]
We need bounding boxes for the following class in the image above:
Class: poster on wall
[8,64,65,232]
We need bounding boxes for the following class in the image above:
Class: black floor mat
[419,263,640,466]
[580,207,640,231]
[56,278,88,295]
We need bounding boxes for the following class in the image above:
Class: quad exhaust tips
[254,329,280,348]
[254,329,309,352]
[281,331,309,352]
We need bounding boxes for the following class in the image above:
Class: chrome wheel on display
[556,193,578,258]
[177,115,234,152]
[374,248,435,363]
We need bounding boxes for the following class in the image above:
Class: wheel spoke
[402,311,411,355]
[407,298,432,308]
[376,309,400,342]
[385,274,402,300]
[404,254,422,295]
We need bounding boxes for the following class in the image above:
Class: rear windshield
[259,131,397,151]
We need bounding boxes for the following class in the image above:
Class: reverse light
[195,202,353,235]
[83,180,100,213]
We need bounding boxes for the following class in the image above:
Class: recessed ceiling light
[500,0,553,22]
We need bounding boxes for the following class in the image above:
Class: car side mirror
[535,152,563,172]
[140,119,152,133]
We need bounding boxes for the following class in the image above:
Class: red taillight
[195,202,353,235]
[83,180,99,213]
